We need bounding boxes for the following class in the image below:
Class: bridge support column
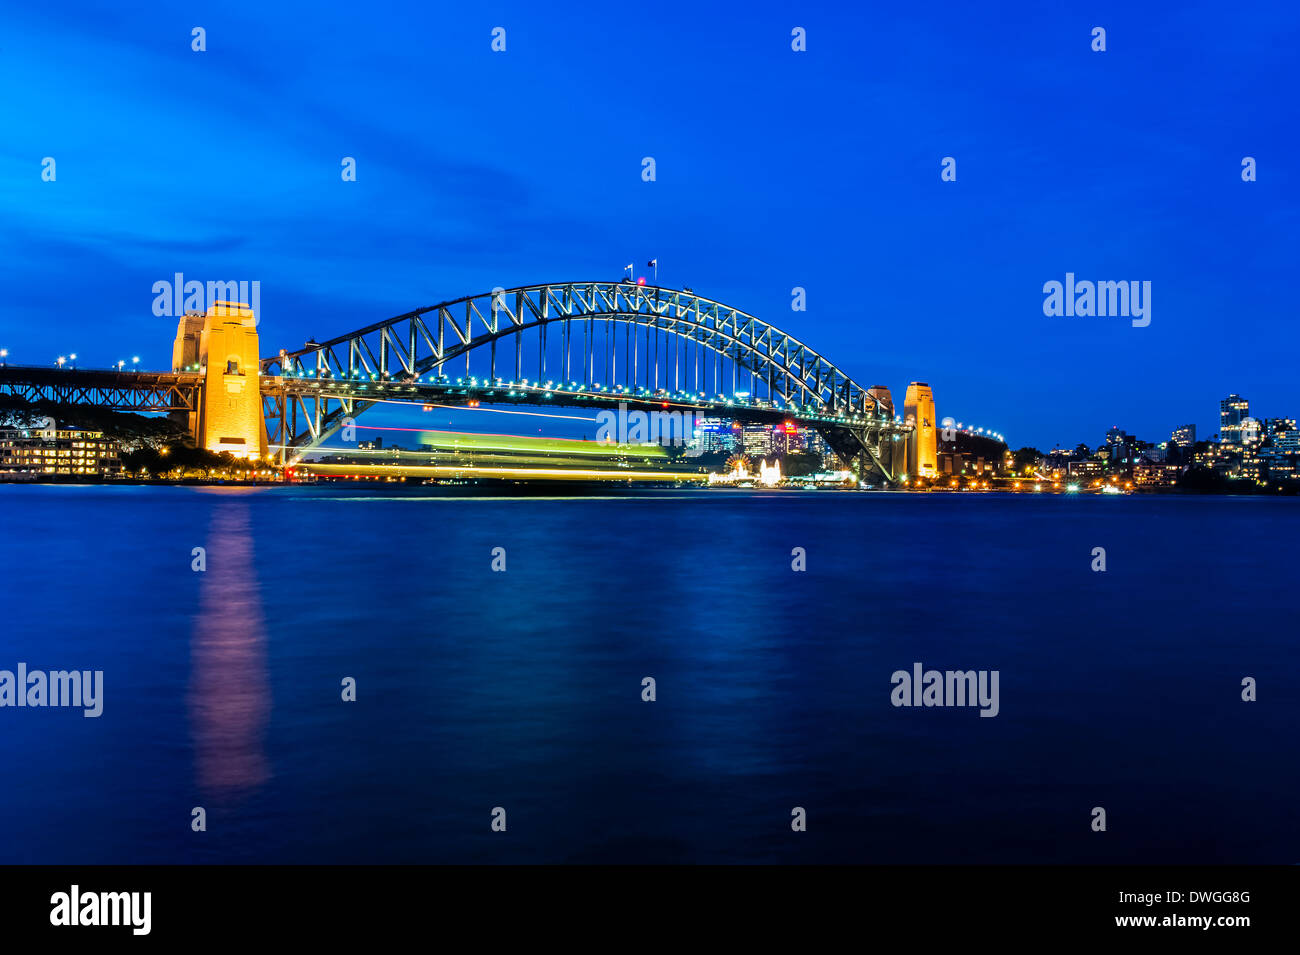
[173,302,268,461]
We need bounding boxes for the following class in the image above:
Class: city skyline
[1,2,1296,450]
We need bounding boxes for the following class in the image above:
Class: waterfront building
[1102,428,1139,468]
[1068,460,1106,481]
[1132,461,1183,487]
[1171,424,1196,448]
[0,424,122,477]
[1258,448,1300,482]
[1039,450,1072,480]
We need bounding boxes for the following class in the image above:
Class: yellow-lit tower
[172,302,267,459]
[903,381,937,479]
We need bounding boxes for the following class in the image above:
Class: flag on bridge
[647,259,657,267]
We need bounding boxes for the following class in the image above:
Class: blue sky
[2,0,1297,448]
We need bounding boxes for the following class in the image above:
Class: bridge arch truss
[260,281,906,477]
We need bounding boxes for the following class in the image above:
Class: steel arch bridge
[259,281,911,480]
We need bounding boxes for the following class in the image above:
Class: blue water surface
[0,484,1295,864]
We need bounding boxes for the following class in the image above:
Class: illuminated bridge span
[260,282,910,480]
[0,366,202,414]
[0,282,915,482]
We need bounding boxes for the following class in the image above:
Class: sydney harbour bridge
[0,281,915,483]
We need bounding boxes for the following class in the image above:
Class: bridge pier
[172,303,268,461]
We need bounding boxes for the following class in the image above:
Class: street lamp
[0,348,7,366]
[56,356,66,368]
[132,356,140,367]
[116,360,125,372]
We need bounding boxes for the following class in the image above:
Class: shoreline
[0,476,1295,497]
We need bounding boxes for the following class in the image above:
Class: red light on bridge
[661,402,670,409]
[636,277,646,286]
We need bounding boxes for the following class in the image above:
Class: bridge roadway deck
[262,374,907,432]
[0,365,203,412]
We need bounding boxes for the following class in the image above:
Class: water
[0,484,1296,864]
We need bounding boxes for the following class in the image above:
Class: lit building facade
[693,417,738,454]
[1274,430,1300,452]
[1240,417,1263,447]
[742,425,771,457]
[1258,448,1300,482]
[0,424,122,477]
[1265,417,1296,439]
[1133,462,1183,487]
[1220,394,1248,446]
[1171,424,1196,448]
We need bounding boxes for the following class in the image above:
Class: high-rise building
[694,417,738,454]
[767,422,806,455]
[1220,395,1248,446]
[903,382,937,478]
[785,426,811,453]
[1171,424,1196,448]
[742,425,771,457]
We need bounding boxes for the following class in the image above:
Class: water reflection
[188,497,271,795]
